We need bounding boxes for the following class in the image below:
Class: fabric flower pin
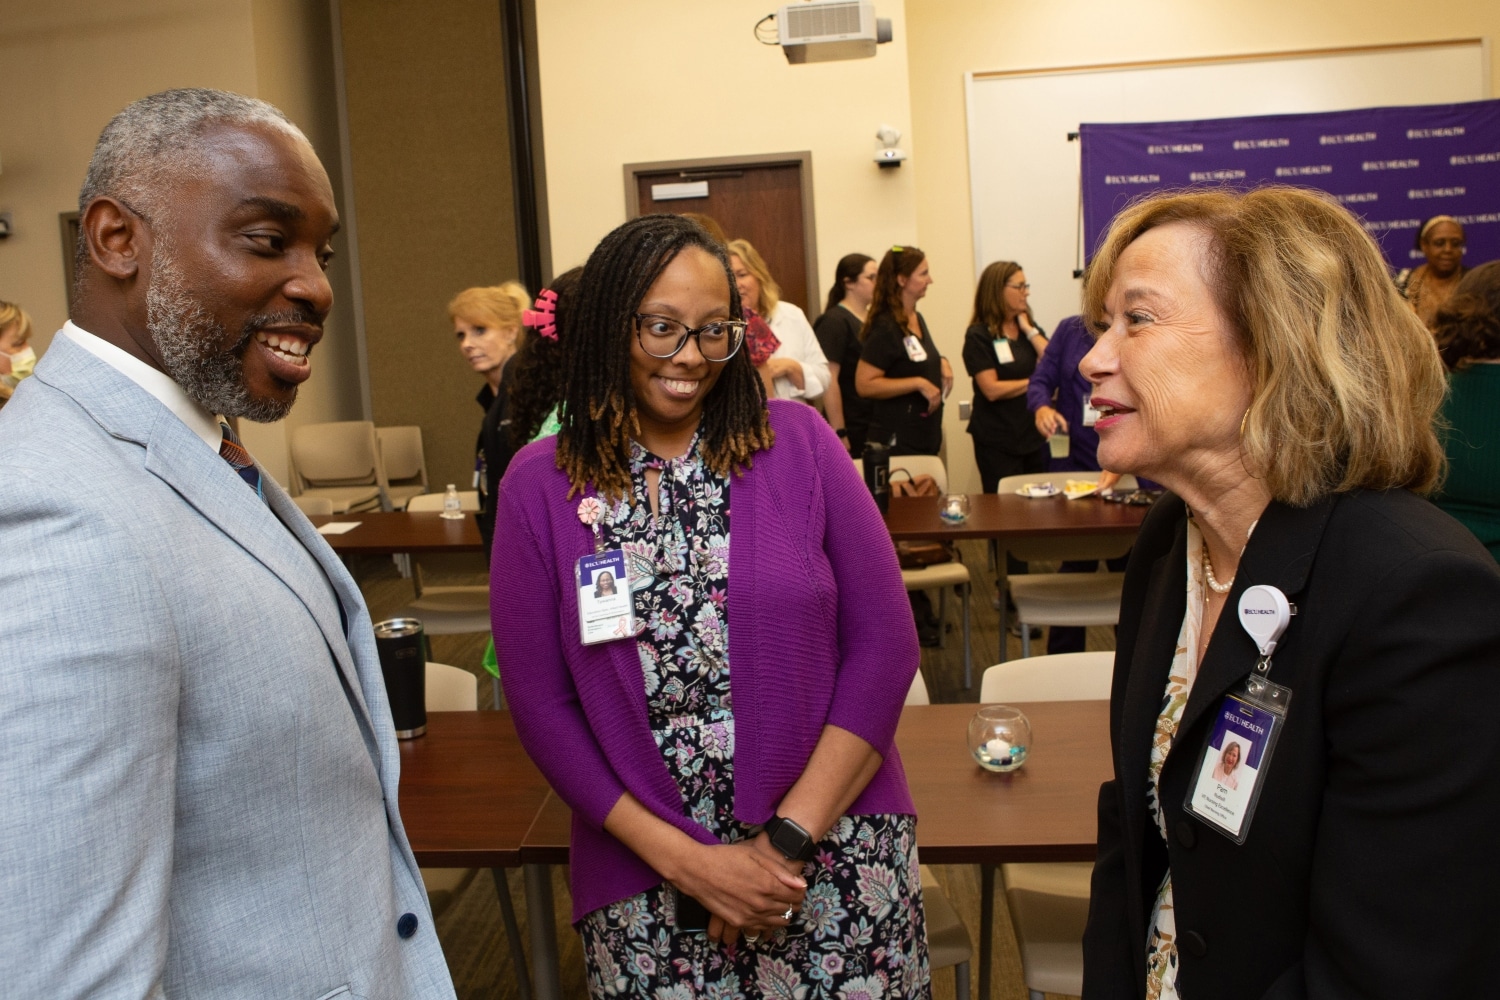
[577,496,604,527]
[523,289,559,341]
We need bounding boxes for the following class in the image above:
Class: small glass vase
[939,493,971,525]
[967,705,1032,772]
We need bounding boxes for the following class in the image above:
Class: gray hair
[78,87,306,221]
[74,88,307,288]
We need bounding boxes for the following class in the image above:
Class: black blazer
[1083,490,1500,1000]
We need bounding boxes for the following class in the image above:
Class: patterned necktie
[219,421,264,501]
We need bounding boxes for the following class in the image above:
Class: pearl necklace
[1203,551,1234,595]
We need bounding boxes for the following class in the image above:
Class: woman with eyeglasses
[1395,215,1468,331]
[963,260,1050,493]
[491,214,930,999]
[855,245,953,456]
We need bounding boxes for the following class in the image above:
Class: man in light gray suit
[0,89,457,999]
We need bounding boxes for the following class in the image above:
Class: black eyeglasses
[633,314,747,362]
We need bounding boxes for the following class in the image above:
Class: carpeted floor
[355,540,1116,999]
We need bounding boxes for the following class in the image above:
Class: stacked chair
[289,421,390,513]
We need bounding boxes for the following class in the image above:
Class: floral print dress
[1143,519,1208,1000]
[578,435,931,1000]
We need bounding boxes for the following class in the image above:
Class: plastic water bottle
[440,483,463,520]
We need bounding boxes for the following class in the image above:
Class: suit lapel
[1178,495,1337,739]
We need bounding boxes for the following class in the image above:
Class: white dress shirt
[61,321,223,452]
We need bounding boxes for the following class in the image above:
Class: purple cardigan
[490,401,919,921]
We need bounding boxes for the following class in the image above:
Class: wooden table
[885,491,1147,542]
[517,701,1110,1000]
[398,711,551,999]
[887,493,1148,661]
[309,511,484,554]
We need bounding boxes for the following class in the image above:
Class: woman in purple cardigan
[491,214,930,999]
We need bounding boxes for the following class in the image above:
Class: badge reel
[1184,585,1295,845]
[574,497,636,646]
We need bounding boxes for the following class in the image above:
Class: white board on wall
[965,40,1490,330]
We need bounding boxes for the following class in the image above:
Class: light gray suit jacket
[0,335,457,999]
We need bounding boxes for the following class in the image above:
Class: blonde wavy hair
[726,238,780,316]
[0,301,33,347]
[1083,186,1445,504]
[447,281,531,350]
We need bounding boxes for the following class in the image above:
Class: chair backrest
[891,454,948,493]
[905,670,931,706]
[290,421,389,491]
[996,471,1139,562]
[406,491,481,513]
[377,426,428,486]
[979,651,1115,703]
[292,495,335,517]
[425,661,479,711]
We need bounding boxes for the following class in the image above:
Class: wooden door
[627,153,818,318]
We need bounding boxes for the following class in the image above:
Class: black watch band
[835,428,848,438]
[765,815,816,862]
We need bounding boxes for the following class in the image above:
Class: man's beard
[145,243,300,423]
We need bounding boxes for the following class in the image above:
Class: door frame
[623,151,820,318]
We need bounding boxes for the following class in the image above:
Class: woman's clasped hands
[669,832,808,947]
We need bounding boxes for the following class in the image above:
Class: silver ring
[744,932,760,946]
[783,906,795,921]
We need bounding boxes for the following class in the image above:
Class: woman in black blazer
[1077,187,1500,999]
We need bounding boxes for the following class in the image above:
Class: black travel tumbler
[373,617,428,738]
[863,440,891,515]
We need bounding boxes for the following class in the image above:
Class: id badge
[1184,685,1288,844]
[903,335,928,362]
[575,549,635,645]
[992,338,1015,366]
[1082,397,1102,427]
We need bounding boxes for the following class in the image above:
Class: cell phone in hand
[673,889,711,933]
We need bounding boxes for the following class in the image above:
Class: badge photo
[1185,693,1281,843]
[576,549,634,645]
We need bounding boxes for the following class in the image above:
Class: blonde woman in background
[0,301,37,408]
[449,280,531,549]
[727,238,831,404]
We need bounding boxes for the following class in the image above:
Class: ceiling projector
[777,1,892,64]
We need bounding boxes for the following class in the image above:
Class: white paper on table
[316,521,362,535]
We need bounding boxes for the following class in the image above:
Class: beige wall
[338,0,519,493]
[535,0,920,288]
[0,0,257,352]
[906,0,1500,491]
[0,0,367,487]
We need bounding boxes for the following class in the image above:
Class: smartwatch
[764,815,816,862]
[835,428,849,439]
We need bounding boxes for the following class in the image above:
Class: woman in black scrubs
[449,280,531,551]
[813,253,876,454]
[963,260,1050,490]
[855,245,953,645]
[855,245,952,456]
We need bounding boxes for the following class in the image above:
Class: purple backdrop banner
[1081,99,1500,270]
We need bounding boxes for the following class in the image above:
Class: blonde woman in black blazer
[1077,187,1500,1000]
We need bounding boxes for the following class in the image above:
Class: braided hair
[555,214,773,499]
[508,266,582,449]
